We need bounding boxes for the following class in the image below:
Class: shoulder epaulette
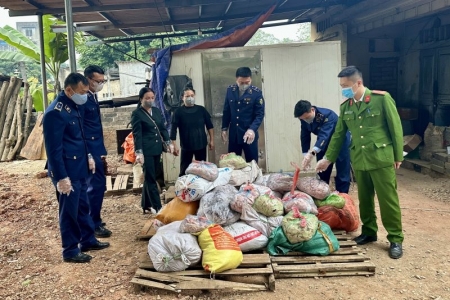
[372,90,387,95]
[251,86,261,92]
[228,84,237,89]
[54,102,63,111]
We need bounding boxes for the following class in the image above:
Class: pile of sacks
[147,154,360,274]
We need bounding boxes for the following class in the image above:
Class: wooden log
[7,95,25,161]
[0,77,21,138]
[0,78,22,158]
[1,108,17,161]
[0,81,10,121]
[19,113,44,160]
[22,94,33,148]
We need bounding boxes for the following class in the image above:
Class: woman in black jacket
[170,87,214,177]
[131,87,173,214]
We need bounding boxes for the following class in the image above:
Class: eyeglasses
[90,78,106,84]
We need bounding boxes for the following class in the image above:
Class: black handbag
[141,107,169,153]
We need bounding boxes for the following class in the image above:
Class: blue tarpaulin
[150,4,276,129]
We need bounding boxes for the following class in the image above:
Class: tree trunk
[0,80,11,137]
[2,109,18,161]
[0,78,22,159]
[7,94,25,161]
[22,93,33,146]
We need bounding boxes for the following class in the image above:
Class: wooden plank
[19,113,44,160]
[270,254,368,264]
[130,277,179,293]
[106,176,112,191]
[113,175,124,190]
[274,269,375,278]
[136,219,158,240]
[272,262,375,273]
[338,240,357,247]
[174,279,267,291]
[134,269,268,291]
[119,174,129,190]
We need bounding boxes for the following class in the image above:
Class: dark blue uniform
[300,106,351,193]
[221,84,265,162]
[43,91,97,259]
[80,92,107,229]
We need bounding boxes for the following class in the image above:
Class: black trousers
[141,155,163,211]
[179,147,207,177]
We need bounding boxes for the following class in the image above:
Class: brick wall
[100,107,135,155]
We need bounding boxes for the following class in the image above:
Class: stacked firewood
[0,76,33,161]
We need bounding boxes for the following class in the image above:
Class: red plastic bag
[122,132,136,163]
[317,193,360,232]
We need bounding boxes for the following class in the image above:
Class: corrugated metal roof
[0,0,348,40]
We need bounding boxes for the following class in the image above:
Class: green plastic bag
[314,193,345,209]
[253,194,284,217]
[267,222,340,256]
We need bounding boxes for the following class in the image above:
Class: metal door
[201,50,266,172]
[419,47,450,127]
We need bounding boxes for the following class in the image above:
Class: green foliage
[77,34,210,70]
[0,61,43,81]
[28,77,55,112]
[0,25,40,60]
[296,23,311,42]
[0,16,84,92]
[245,23,311,46]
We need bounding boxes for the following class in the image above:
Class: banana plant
[0,16,83,110]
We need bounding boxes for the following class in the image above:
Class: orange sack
[317,193,360,232]
[122,132,136,163]
[156,197,200,224]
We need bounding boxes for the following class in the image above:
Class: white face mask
[185,97,195,106]
[238,84,250,91]
[93,82,104,92]
[71,93,88,105]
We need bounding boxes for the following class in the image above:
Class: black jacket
[131,106,170,156]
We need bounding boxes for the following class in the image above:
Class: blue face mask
[342,83,356,98]
[71,93,88,105]
[342,86,355,99]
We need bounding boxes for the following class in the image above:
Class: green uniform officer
[316,66,404,259]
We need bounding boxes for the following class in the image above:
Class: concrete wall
[98,79,121,100]
[100,107,135,155]
[116,61,150,97]
[311,23,348,67]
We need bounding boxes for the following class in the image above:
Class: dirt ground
[1,159,450,300]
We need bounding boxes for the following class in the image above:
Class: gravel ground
[1,159,450,300]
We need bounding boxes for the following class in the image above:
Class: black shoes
[353,234,378,245]
[389,243,403,259]
[63,252,92,263]
[95,226,112,238]
[81,240,110,252]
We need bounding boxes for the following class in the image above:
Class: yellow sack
[197,224,243,273]
[156,197,199,224]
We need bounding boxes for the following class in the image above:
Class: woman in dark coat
[131,87,173,214]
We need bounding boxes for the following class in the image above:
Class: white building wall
[260,42,342,172]
[116,61,150,97]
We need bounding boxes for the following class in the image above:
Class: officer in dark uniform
[221,67,265,162]
[82,65,111,238]
[43,73,110,263]
[294,100,351,193]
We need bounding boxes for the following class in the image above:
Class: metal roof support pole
[38,14,49,110]
[64,0,77,72]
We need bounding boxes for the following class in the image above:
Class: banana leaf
[0,25,40,62]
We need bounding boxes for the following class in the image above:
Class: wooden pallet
[132,253,275,293]
[136,218,158,240]
[105,175,131,196]
[270,231,376,278]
